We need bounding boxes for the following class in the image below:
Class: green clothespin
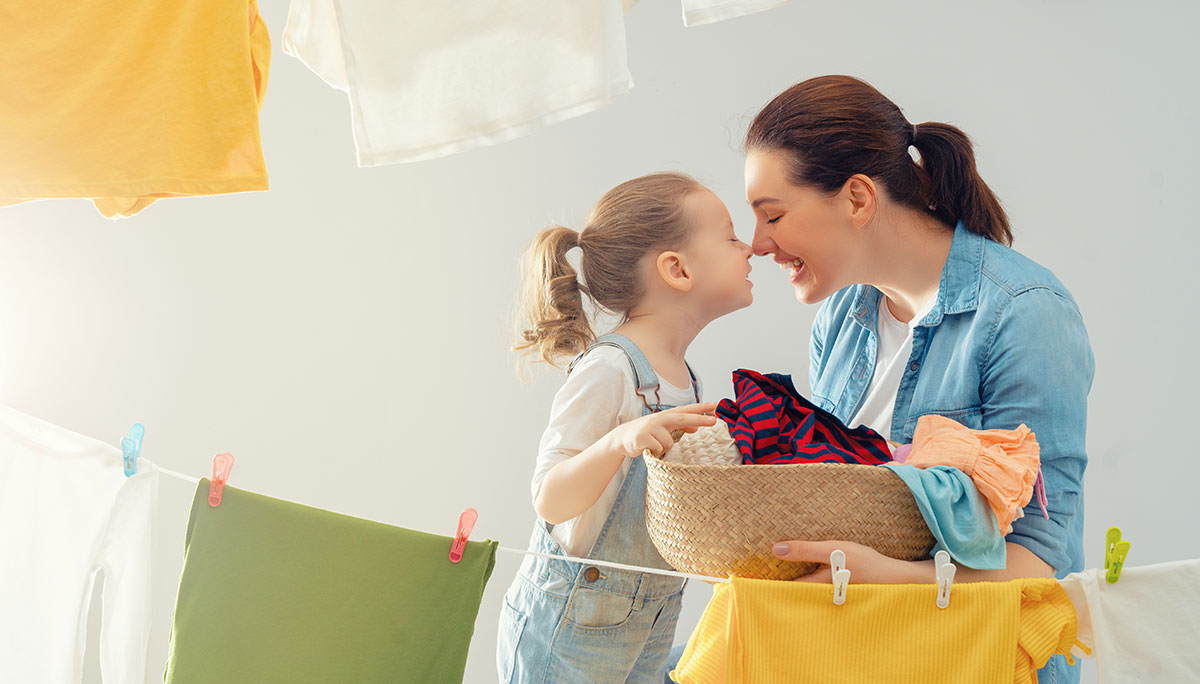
[1104,526,1131,584]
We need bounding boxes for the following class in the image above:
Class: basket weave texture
[643,455,936,581]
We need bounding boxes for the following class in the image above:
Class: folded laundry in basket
[715,369,892,466]
[907,414,1043,532]
[881,463,1007,569]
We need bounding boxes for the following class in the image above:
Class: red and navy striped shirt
[716,369,892,466]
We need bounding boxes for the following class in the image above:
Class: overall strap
[568,332,665,412]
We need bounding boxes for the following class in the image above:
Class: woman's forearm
[533,435,629,525]
[891,543,1054,583]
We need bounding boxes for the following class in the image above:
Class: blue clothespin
[1104,526,1131,584]
[121,423,145,476]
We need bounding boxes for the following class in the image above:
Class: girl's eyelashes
[766,216,781,224]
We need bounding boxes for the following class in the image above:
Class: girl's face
[679,188,754,318]
[744,149,861,304]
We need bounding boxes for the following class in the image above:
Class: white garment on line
[282,0,632,166]
[681,0,794,27]
[532,345,701,558]
[0,404,157,684]
[849,288,939,441]
[1059,559,1200,683]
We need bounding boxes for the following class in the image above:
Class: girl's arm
[536,403,718,524]
[534,432,629,525]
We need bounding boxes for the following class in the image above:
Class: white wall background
[2,0,1197,682]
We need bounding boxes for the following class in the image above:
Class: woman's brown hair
[514,172,703,367]
[746,75,1012,245]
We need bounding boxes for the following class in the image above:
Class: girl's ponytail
[514,225,594,367]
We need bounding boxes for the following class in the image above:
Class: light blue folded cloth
[882,463,1006,570]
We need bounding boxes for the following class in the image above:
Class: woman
[669,75,1094,684]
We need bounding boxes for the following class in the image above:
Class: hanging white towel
[1059,559,1200,683]
[282,0,632,166]
[0,405,157,684]
[681,0,793,27]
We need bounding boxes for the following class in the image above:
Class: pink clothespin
[449,508,478,563]
[208,453,235,507]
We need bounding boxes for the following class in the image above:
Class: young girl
[496,172,754,684]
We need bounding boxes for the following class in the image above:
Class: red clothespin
[208,453,235,507]
[449,508,478,563]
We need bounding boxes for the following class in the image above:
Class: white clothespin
[830,549,850,606]
[935,550,956,609]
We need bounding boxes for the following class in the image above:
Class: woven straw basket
[643,455,936,581]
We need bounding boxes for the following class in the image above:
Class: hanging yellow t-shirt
[673,576,1082,684]
[0,0,271,218]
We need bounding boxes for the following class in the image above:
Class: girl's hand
[773,539,921,584]
[604,402,719,458]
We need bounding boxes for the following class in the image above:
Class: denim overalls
[497,333,699,684]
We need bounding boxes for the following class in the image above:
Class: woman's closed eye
[766,216,781,224]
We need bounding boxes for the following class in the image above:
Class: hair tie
[910,123,919,145]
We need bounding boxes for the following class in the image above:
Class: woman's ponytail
[911,122,1011,245]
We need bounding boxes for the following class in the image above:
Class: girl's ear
[656,251,693,293]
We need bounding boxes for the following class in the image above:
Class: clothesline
[149,461,731,584]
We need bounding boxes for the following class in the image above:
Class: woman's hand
[774,540,922,584]
[603,402,719,458]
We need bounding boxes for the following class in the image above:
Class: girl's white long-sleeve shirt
[531,346,701,558]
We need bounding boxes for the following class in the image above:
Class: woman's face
[744,149,861,304]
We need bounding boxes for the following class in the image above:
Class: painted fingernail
[773,543,790,556]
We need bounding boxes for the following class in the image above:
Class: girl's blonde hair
[514,172,703,367]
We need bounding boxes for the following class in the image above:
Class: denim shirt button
[583,567,600,582]
[909,361,919,371]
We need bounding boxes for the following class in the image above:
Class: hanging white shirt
[532,346,701,558]
[1059,560,1200,682]
[0,405,157,684]
[681,0,794,27]
[282,0,632,166]
[849,289,939,441]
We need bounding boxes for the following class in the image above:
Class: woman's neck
[862,210,954,323]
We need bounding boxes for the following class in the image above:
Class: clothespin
[935,550,956,609]
[207,453,235,507]
[120,423,145,476]
[449,508,478,563]
[1104,527,1131,584]
[830,549,850,606]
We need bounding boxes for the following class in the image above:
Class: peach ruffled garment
[907,414,1040,532]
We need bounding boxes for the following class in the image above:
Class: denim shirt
[809,221,1094,577]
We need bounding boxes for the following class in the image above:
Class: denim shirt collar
[849,220,984,330]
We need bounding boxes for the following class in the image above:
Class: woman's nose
[751,229,775,257]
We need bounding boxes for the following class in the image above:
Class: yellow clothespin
[1104,526,1131,584]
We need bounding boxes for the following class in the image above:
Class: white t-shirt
[0,404,157,684]
[531,345,701,557]
[849,290,939,440]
